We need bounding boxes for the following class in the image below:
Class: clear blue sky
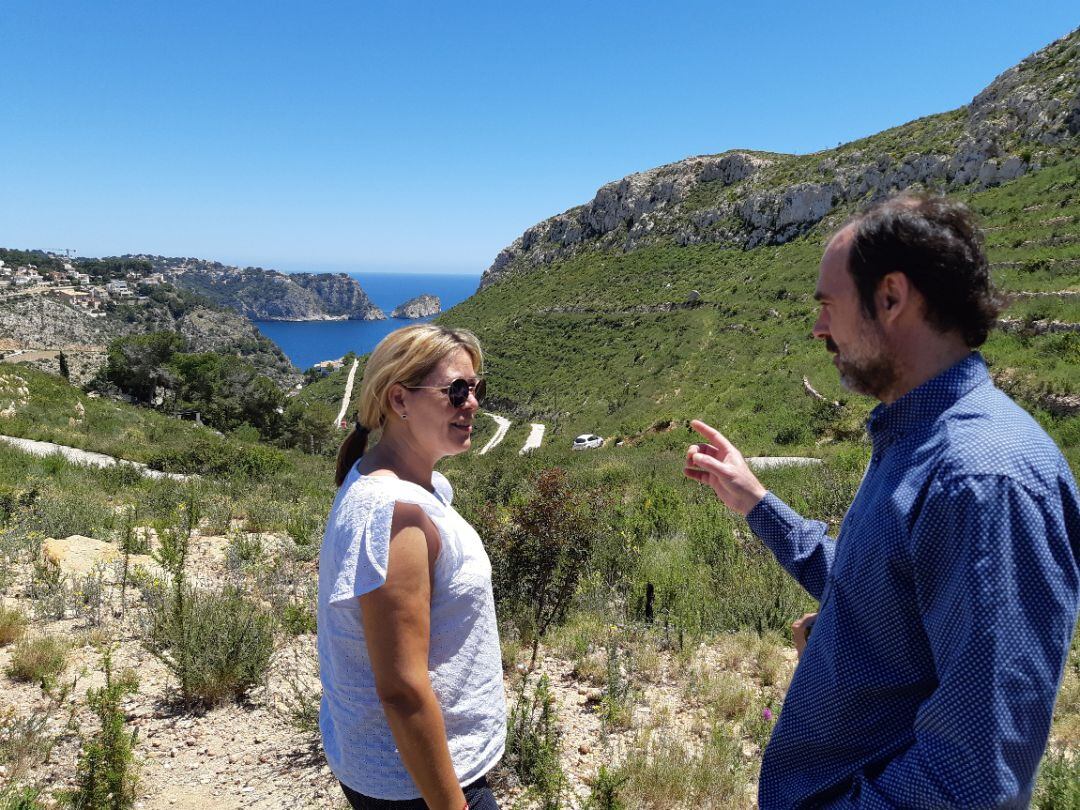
[1,2,1075,274]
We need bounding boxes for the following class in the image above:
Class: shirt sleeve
[839,474,1079,808]
[746,491,837,601]
[326,497,398,605]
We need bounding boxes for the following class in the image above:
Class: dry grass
[0,603,29,646]
[5,634,68,685]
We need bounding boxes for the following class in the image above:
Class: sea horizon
[253,271,481,370]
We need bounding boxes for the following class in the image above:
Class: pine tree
[58,350,70,381]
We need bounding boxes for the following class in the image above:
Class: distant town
[0,254,165,317]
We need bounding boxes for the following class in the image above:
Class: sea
[253,272,482,370]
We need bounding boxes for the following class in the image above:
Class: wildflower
[762,707,774,721]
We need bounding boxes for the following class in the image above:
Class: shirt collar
[866,352,990,452]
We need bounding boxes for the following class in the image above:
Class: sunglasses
[403,378,486,408]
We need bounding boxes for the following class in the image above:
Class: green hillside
[441,155,1080,469]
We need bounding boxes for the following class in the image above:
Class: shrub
[145,585,276,706]
[488,468,608,666]
[0,706,54,782]
[0,785,45,810]
[281,602,317,636]
[71,648,140,810]
[505,675,565,809]
[0,604,28,646]
[6,635,68,687]
[1033,748,1080,810]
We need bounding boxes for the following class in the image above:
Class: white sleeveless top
[317,466,506,800]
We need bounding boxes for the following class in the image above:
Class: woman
[317,324,505,810]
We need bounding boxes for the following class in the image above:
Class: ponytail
[335,424,371,487]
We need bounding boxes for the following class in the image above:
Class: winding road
[520,423,546,455]
[478,413,511,455]
[333,358,360,428]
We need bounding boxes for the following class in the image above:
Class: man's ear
[875,272,911,324]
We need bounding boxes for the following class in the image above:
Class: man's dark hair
[847,192,1001,347]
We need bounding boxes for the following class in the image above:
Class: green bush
[145,584,276,706]
[6,635,68,687]
[1033,748,1080,810]
[145,435,286,479]
[505,675,565,810]
[71,648,140,810]
[0,785,45,810]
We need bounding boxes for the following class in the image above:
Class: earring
[401,413,407,420]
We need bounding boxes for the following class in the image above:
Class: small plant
[0,784,45,810]
[73,565,109,627]
[145,585,276,706]
[280,602,316,636]
[1032,747,1080,810]
[601,635,634,731]
[29,559,68,621]
[0,706,54,782]
[583,765,629,810]
[0,603,29,646]
[70,647,140,810]
[505,675,566,810]
[6,635,68,687]
[226,532,264,570]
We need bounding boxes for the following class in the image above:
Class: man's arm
[832,475,1079,808]
[685,420,837,600]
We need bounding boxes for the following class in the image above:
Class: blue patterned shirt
[747,353,1080,809]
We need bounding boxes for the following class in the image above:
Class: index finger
[690,420,737,454]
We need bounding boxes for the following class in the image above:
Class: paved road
[334,359,360,428]
[0,434,194,481]
[520,423,546,455]
[478,413,511,455]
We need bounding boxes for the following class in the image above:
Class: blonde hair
[335,324,483,485]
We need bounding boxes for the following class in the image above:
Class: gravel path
[478,413,511,455]
[333,359,360,428]
[520,423,546,455]
[746,456,822,470]
[0,434,193,481]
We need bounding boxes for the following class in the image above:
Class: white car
[572,433,604,450]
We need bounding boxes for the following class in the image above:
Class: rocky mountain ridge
[481,28,1080,288]
[140,256,386,321]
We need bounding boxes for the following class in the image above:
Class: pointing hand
[683,419,767,516]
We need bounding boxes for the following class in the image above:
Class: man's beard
[826,330,898,399]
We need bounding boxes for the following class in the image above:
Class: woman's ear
[387,383,408,420]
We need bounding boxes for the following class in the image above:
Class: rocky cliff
[391,294,440,319]
[291,272,386,320]
[0,294,299,388]
[144,257,385,321]
[481,28,1080,288]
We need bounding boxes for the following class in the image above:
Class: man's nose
[812,311,829,340]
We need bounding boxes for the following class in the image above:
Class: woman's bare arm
[359,502,465,810]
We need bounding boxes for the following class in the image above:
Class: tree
[58,350,70,381]
[488,468,608,666]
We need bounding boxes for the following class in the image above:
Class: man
[685,193,1079,808]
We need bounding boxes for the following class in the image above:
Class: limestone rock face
[391,294,441,319]
[479,28,1079,289]
[150,258,385,321]
[291,273,386,320]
